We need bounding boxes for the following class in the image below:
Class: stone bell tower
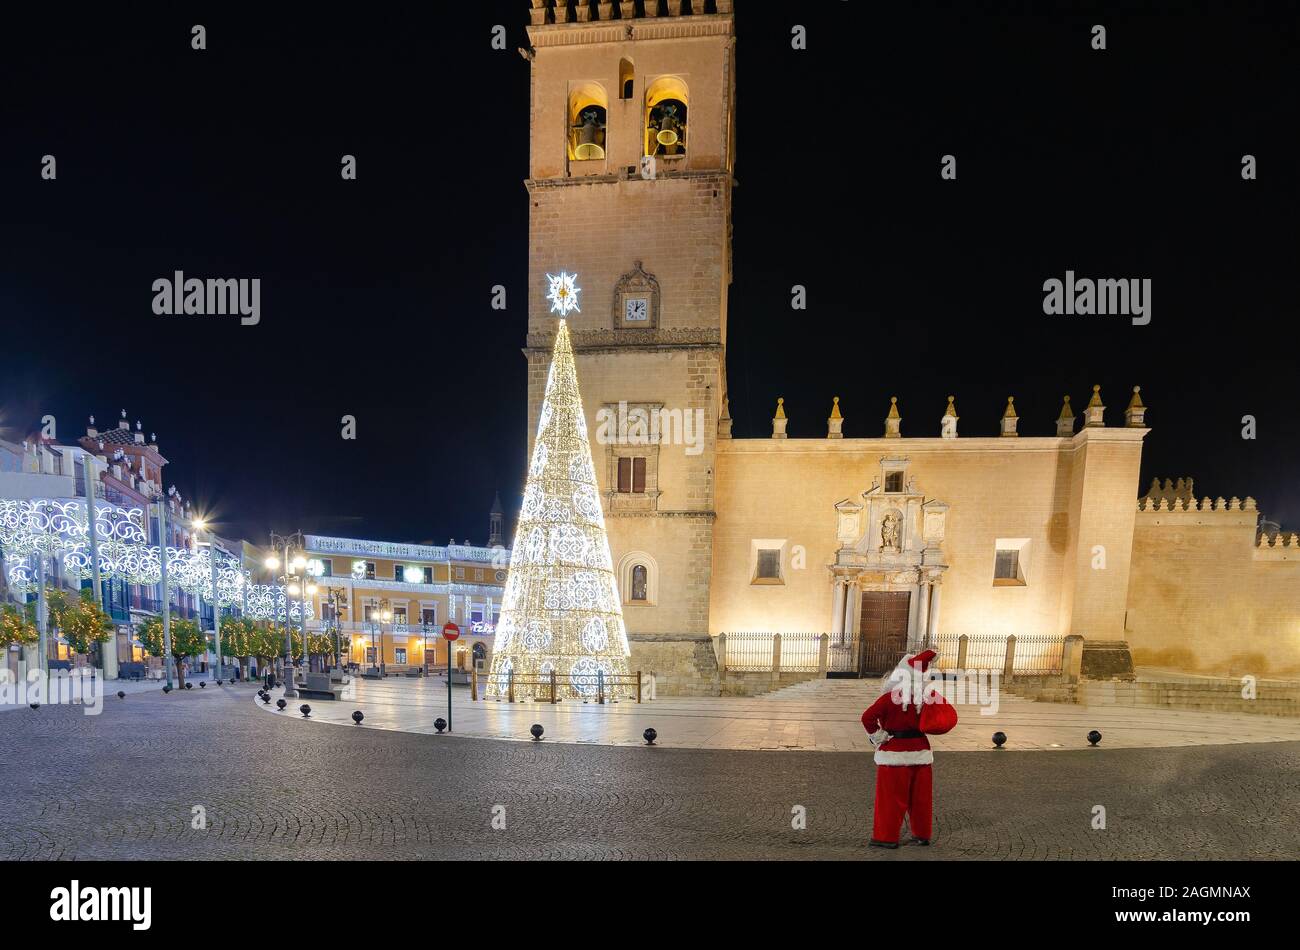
[522,1,736,654]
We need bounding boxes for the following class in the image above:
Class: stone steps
[771,674,1300,719]
[1078,682,1300,717]
[1008,678,1300,717]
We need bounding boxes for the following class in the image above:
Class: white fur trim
[874,748,934,766]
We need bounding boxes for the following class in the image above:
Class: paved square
[0,682,1296,860]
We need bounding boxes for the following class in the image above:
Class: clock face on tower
[624,297,649,323]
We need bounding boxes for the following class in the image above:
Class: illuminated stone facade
[521,2,1300,686]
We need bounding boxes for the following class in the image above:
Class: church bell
[573,111,606,160]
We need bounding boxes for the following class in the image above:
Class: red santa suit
[860,649,957,847]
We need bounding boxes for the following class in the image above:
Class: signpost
[442,621,459,732]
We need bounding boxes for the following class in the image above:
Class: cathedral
[520,0,1300,692]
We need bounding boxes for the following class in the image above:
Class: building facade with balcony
[2,414,218,677]
[302,534,509,673]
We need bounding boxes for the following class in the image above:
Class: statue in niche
[881,512,902,550]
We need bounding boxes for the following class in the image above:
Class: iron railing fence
[777,632,822,672]
[827,633,860,674]
[931,634,1066,675]
[722,632,1068,677]
[723,631,776,672]
[723,631,825,673]
[471,668,645,704]
[1006,635,1066,674]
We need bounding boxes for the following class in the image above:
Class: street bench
[296,672,349,700]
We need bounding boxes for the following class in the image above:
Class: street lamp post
[421,619,430,677]
[325,588,347,670]
[157,496,174,689]
[83,453,117,680]
[193,518,223,682]
[266,530,308,699]
[368,599,391,677]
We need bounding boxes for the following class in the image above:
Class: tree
[58,589,114,656]
[485,319,632,700]
[0,603,39,650]
[217,621,254,680]
[291,630,334,664]
[250,623,285,678]
[136,615,205,688]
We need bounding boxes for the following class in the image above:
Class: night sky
[2,2,1296,547]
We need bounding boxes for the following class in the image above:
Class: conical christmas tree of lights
[486,318,632,699]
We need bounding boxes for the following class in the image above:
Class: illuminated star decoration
[545,271,581,317]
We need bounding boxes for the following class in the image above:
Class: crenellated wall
[1126,478,1300,676]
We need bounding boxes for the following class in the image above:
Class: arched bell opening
[644,76,688,157]
[568,82,609,162]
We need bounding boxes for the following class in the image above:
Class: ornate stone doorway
[859,590,911,674]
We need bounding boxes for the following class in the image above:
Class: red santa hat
[908,649,937,672]
[884,649,939,710]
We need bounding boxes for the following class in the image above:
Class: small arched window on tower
[619,58,634,100]
[645,76,688,158]
[568,82,608,164]
[631,565,648,602]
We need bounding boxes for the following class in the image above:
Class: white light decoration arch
[0,497,305,620]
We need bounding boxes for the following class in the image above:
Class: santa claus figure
[860,649,958,848]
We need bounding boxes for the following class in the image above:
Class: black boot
[907,838,931,846]
[869,839,900,849]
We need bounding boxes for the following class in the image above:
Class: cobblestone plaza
[2,683,1296,861]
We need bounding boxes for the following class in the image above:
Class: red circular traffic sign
[442,622,460,642]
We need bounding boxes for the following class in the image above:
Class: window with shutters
[605,404,662,513]
[617,456,647,493]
